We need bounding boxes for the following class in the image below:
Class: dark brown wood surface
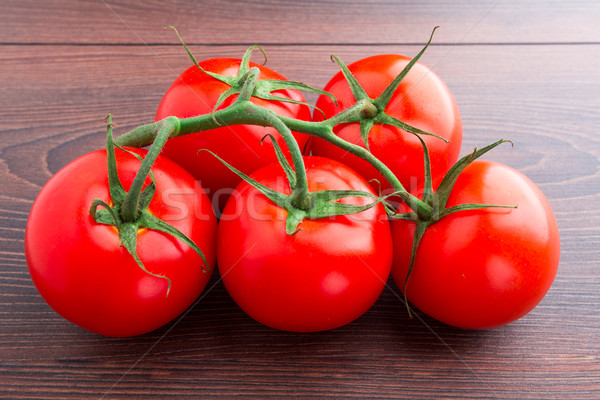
[1,1,599,399]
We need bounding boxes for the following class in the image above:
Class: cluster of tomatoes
[24,40,560,337]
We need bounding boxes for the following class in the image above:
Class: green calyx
[391,138,516,223]
[205,149,384,235]
[329,26,447,152]
[166,26,336,116]
[89,115,209,295]
[203,129,385,235]
[389,137,517,315]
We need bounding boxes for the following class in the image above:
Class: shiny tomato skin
[391,160,560,329]
[312,54,462,193]
[156,58,311,210]
[25,148,217,337]
[217,157,393,332]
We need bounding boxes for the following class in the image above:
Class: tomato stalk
[120,116,180,222]
[115,96,435,221]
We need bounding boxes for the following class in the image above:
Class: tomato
[391,160,560,329]
[217,156,393,332]
[155,57,312,210]
[25,148,217,337]
[312,54,462,194]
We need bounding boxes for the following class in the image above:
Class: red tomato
[312,54,462,194]
[155,58,312,210]
[25,148,217,337]
[217,157,393,332]
[391,160,560,329]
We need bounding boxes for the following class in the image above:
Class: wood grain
[1,1,599,399]
[1,0,599,45]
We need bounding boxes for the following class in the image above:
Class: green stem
[243,103,311,210]
[232,69,311,209]
[116,113,222,148]
[323,130,431,219]
[115,98,433,219]
[120,117,180,222]
[118,101,313,212]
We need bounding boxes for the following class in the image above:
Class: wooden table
[1,1,599,398]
